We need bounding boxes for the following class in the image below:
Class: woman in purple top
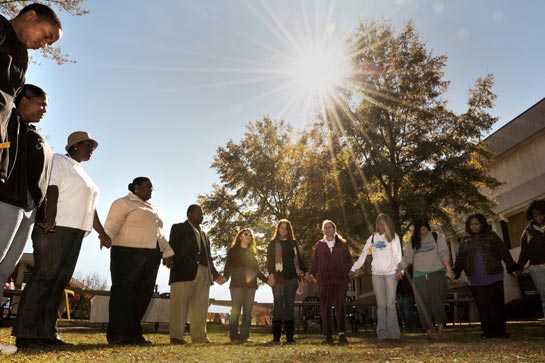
[453,214,519,339]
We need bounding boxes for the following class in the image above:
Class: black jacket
[266,239,307,280]
[224,246,267,289]
[168,220,220,285]
[0,109,51,209]
[518,222,545,267]
[0,15,28,181]
[453,231,519,279]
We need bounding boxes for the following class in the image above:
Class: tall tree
[0,0,89,64]
[325,20,501,234]
[199,118,364,267]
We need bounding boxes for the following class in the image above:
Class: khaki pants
[170,265,211,342]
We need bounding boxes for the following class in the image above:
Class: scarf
[274,241,304,294]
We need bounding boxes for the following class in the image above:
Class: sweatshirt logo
[374,241,387,250]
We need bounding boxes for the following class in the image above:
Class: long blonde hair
[230,228,257,254]
[376,213,395,242]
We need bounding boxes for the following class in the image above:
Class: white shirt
[49,154,99,233]
[351,232,402,275]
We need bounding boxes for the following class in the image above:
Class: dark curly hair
[525,199,545,221]
[464,213,491,235]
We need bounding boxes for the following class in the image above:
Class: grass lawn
[1,321,544,362]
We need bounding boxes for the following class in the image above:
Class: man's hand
[163,256,174,269]
[216,276,227,285]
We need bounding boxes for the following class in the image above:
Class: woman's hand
[98,232,112,249]
[305,273,316,284]
[40,218,56,233]
[267,274,275,287]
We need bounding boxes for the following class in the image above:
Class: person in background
[13,131,110,348]
[0,3,62,184]
[168,204,226,345]
[308,220,353,345]
[396,217,455,340]
[0,84,52,355]
[223,228,268,343]
[266,219,307,344]
[350,213,402,340]
[397,265,418,333]
[105,177,174,345]
[517,199,545,321]
[453,213,519,339]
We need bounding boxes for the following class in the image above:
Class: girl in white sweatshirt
[351,213,402,340]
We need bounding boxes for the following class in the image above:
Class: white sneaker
[0,342,17,355]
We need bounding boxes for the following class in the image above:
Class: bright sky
[20,0,545,304]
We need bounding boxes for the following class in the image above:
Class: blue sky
[20,0,545,303]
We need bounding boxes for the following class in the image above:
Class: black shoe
[170,337,187,345]
[44,337,73,346]
[108,337,133,346]
[338,334,349,345]
[132,336,152,345]
[480,333,490,339]
[322,335,334,345]
[15,338,47,348]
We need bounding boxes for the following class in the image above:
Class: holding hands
[162,256,174,269]
[216,275,228,285]
[267,274,275,287]
[98,232,112,249]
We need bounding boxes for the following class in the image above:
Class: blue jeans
[229,287,256,341]
[529,265,545,318]
[372,274,400,340]
[0,201,36,298]
[13,226,84,339]
[272,278,298,322]
[401,295,416,331]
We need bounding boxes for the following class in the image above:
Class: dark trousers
[12,226,85,339]
[272,278,298,322]
[318,283,348,335]
[107,246,161,343]
[470,280,507,336]
[229,287,256,341]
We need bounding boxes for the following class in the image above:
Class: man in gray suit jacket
[168,204,226,344]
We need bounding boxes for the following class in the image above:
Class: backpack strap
[432,231,438,243]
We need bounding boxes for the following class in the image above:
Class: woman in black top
[224,228,267,343]
[266,219,307,343]
[517,199,545,321]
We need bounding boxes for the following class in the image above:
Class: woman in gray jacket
[397,217,454,340]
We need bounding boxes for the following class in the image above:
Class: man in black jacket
[0,3,62,183]
[168,204,226,344]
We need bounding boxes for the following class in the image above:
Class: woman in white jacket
[105,177,174,345]
[351,213,402,340]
